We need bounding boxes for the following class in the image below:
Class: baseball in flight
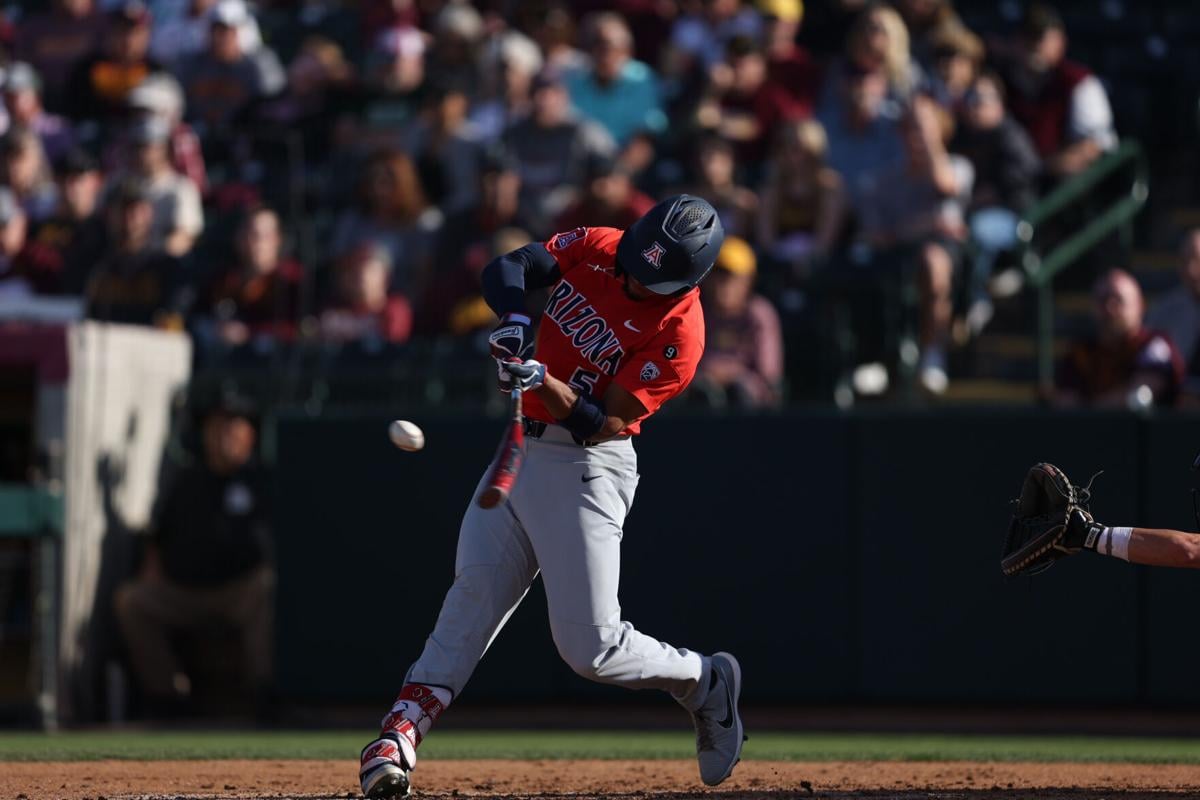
[389,420,425,452]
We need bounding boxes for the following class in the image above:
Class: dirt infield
[6,759,1200,799]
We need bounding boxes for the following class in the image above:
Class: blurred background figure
[995,3,1116,179]
[502,70,615,238]
[0,63,76,164]
[66,1,163,125]
[756,120,845,280]
[113,115,204,257]
[683,136,758,241]
[195,205,302,349]
[127,72,207,195]
[402,76,483,217]
[1,127,60,224]
[469,31,543,144]
[25,147,106,294]
[1056,269,1183,409]
[85,180,186,327]
[694,235,784,408]
[760,0,820,119]
[15,0,105,114]
[1145,230,1200,374]
[0,187,44,297]
[318,242,412,345]
[553,154,655,233]
[114,391,273,718]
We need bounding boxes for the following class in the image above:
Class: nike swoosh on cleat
[718,670,735,728]
[624,320,641,332]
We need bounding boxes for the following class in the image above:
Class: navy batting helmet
[616,194,725,295]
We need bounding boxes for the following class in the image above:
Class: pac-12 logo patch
[663,345,678,359]
[552,227,586,250]
[640,361,661,381]
[641,241,667,269]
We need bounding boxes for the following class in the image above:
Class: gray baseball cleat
[691,651,745,786]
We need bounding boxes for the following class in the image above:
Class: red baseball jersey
[523,226,705,435]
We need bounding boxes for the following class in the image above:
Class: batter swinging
[358,195,744,798]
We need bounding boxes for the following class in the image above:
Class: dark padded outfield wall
[272,411,1197,706]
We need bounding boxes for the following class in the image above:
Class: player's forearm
[535,374,629,442]
[1128,528,1200,568]
[481,243,560,317]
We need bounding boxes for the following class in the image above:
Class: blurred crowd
[0,0,1196,407]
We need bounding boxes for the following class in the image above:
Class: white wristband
[1109,527,1132,561]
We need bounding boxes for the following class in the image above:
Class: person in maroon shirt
[998,4,1116,178]
[197,206,303,347]
[760,0,821,118]
[14,0,106,114]
[318,242,413,345]
[552,154,655,233]
[1056,269,1184,409]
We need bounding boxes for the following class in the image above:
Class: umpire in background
[114,390,274,717]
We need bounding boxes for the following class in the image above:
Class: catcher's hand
[1001,462,1100,577]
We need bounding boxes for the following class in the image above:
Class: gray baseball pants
[406,425,709,711]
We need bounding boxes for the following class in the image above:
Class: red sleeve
[613,309,704,419]
[544,226,622,277]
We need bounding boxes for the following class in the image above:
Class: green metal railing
[1015,140,1149,393]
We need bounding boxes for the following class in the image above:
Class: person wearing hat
[110,114,204,257]
[114,388,275,719]
[695,235,784,408]
[469,31,544,143]
[127,72,207,195]
[175,0,284,133]
[14,0,106,114]
[760,0,820,117]
[85,179,186,327]
[1,62,75,163]
[64,1,165,122]
[997,3,1116,177]
[24,147,106,294]
[552,152,655,233]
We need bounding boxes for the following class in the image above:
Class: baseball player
[1003,461,1200,575]
[359,195,744,798]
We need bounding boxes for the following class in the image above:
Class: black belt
[523,418,598,447]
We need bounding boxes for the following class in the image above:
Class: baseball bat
[476,386,525,509]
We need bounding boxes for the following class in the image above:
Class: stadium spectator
[760,0,821,118]
[126,73,208,196]
[694,236,784,408]
[553,154,655,233]
[25,148,106,294]
[951,71,1040,331]
[698,35,802,169]
[469,32,543,144]
[149,0,219,69]
[839,92,973,395]
[926,23,983,112]
[667,0,763,76]
[894,0,967,71]
[501,69,615,238]
[112,115,204,257]
[195,206,303,348]
[997,4,1116,178]
[565,13,666,154]
[531,4,587,75]
[425,3,485,100]
[114,391,273,717]
[0,63,75,164]
[1146,230,1200,369]
[318,242,413,345]
[65,2,164,124]
[177,1,285,135]
[402,77,483,217]
[845,3,918,101]
[682,136,758,240]
[85,181,186,327]
[361,25,426,132]
[1,127,59,223]
[756,120,846,277]
[14,0,105,114]
[330,149,437,296]
[424,154,524,335]
[0,188,51,297]
[1057,269,1184,409]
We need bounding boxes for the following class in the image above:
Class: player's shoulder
[652,290,705,348]
[546,226,623,255]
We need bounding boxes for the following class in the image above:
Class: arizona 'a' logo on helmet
[641,241,666,269]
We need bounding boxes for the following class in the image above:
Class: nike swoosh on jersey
[623,320,641,332]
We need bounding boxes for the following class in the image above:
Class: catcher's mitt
[1001,463,1098,577]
